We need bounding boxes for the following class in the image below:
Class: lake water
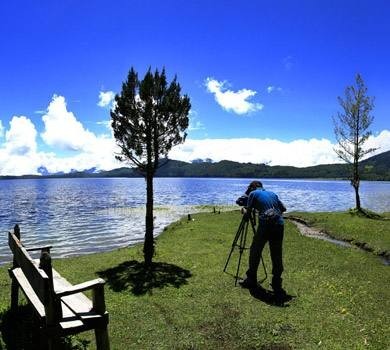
[1,177,389,265]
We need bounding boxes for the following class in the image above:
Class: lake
[1,177,389,265]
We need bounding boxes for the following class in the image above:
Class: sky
[0,0,389,175]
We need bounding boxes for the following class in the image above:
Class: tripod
[223,210,267,286]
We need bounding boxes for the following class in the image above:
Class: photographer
[239,180,287,298]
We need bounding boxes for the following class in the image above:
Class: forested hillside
[1,151,389,180]
[100,150,390,180]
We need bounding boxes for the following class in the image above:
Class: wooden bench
[8,225,110,350]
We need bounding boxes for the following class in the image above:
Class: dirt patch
[287,216,355,248]
[288,218,327,238]
[286,216,390,265]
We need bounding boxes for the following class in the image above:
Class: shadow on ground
[248,286,295,307]
[97,260,192,295]
[0,305,89,350]
[259,344,293,350]
[0,305,33,350]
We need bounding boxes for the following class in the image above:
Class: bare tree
[333,74,376,211]
[111,67,191,266]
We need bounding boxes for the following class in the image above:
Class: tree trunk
[144,171,154,267]
[352,150,361,211]
[354,182,361,211]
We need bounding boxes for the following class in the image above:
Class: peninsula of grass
[0,210,389,349]
[287,211,390,259]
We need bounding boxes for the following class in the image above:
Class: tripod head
[240,207,257,226]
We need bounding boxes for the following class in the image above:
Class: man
[240,180,287,298]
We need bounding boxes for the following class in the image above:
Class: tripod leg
[259,255,268,283]
[223,218,246,272]
[235,220,248,285]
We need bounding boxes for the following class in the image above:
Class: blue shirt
[247,188,286,224]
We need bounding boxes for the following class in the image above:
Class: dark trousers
[246,221,284,288]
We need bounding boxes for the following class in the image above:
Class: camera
[236,194,248,207]
[236,181,262,207]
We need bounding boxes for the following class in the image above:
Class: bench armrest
[56,278,105,297]
[26,245,52,252]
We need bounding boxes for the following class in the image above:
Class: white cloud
[267,86,283,94]
[188,110,205,131]
[98,91,115,108]
[39,95,120,171]
[267,86,275,94]
[39,135,119,174]
[0,96,121,176]
[97,120,112,130]
[189,120,205,131]
[0,120,4,138]
[283,55,293,71]
[170,138,336,167]
[5,116,37,155]
[170,130,390,167]
[0,116,40,175]
[205,78,264,115]
[41,95,98,151]
[364,130,390,155]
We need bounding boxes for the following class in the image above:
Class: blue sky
[0,0,389,175]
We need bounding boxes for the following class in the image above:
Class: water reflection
[0,178,389,265]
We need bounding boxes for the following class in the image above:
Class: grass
[287,211,390,259]
[0,210,389,349]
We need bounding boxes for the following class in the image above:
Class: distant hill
[151,150,389,180]
[358,151,390,180]
[1,150,390,181]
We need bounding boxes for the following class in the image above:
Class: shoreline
[1,209,388,267]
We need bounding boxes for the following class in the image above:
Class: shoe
[272,287,287,299]
[239,278,257,289]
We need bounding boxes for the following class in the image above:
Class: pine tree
[333,74,376,211]
[111,67,191,266]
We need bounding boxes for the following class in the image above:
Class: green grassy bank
[287,211,390,259]
[0,211,389,349]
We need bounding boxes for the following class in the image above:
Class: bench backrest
[8,231,51,306]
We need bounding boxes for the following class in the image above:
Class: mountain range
[1,150,389,181]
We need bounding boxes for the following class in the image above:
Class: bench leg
[95,326,110,350]
[31,322,42,350]
[47,338,53,350]
[36,329,51,350]
[10,277,19,311]
[38,336,52,350]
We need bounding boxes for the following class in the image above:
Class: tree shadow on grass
[0,305,89,350]
[97,260,192,295]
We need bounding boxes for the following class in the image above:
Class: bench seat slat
[11,267,46,319]
[59,303,84,330]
